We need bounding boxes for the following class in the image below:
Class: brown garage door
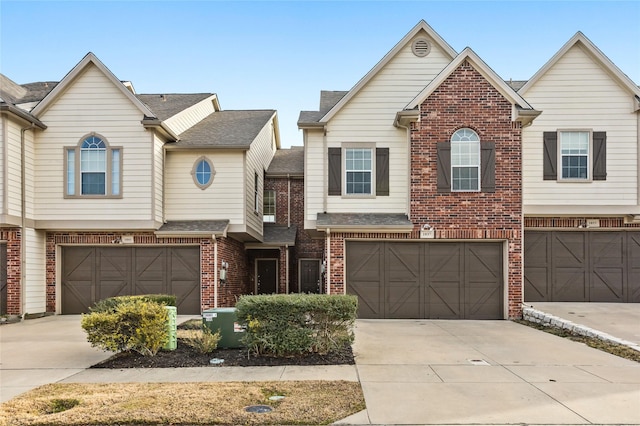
[346,241,503,319]
[524,231,640,302]
[62,246,200,314]
[0,243,6,315]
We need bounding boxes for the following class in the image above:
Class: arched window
[65,134,121,197]
[451,128,480,191]
[192,156,215,189]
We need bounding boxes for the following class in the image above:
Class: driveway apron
[350,319,640,425]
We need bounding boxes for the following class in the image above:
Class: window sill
[556,179,593,183]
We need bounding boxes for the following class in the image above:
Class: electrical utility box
[202,307,245,349]
[164,306,177,351]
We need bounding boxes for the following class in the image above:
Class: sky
[1,1,639,147]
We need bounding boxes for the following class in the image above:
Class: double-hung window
[559,131,589,180]
[345,148,372,195]
[451,128,480,191]
[65,134,121,197]
[263,190,276,223]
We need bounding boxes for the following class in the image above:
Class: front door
[256,259,278,294]
[299,259,321,293]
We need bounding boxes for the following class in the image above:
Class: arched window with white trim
[65,134,122,197]
[451,128,480,191]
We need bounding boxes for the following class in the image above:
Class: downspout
[287,174,291,228]
[325,228,331,295]
[285,244,289,294]
[323,127,327,213]
[213,236,218,308]
[395,120,412,221]
[20,124,35,316]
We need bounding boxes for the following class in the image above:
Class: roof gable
[402,48,540,126]
[519,32,640,100]
[319,20,457,123]
[31,52,155,118]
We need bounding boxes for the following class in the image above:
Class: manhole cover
[245,405,273,413]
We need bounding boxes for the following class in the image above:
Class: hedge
[235,294,357,357]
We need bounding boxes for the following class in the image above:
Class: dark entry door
[61,246,200,314]
[300,259,321,293]
[0,243,6,315]
[257,259,278,294]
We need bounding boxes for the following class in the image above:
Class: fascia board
[31,52,156,118]
[320,20,457,124]
[405,48,535,111]
[520,32,640,98]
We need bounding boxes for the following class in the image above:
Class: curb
[522,305,640,353]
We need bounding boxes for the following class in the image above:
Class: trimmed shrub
[235,294,357,357]
[81,299,169,356]
[90,294,176,313]
[181,326,221,354]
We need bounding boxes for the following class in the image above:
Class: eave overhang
[0,104,47,129]
[141,117,179,142]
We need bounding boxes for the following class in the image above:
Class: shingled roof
[137,93,215,121]
[172,110,276,149]
[266,146,303,176]
[0,74,57,106]
[298,90,348,126]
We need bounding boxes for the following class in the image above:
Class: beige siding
[245,118,277,235]
[165,150,245,223]
[164,97,216,136]
[6,119,23,217]
[522,44,639,209]
[153,134,164,223]
[305,130,325,224]
[306,35,451,220]
[34,64,155,223]
[24,228,46,314]
[0,117,5,215]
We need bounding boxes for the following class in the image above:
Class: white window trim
[451,129,481,192]
[557,129,593,183]
[64,133,123,199]
[263,189,276,223]
[342,143,376,199]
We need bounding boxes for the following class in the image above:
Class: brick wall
[264,176,324,293]
[411,60,523,318]
[525,217,640,229]
[1,228,21,315]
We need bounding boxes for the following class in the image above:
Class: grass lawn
[0,381,365,426]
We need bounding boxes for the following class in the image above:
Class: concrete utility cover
[245,405,273,413]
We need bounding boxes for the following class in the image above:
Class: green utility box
[202,307,245,349]
[164,306,177,351]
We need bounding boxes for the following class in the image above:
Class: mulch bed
[92,341,355,369]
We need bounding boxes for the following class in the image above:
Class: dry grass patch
[0,381,364,426]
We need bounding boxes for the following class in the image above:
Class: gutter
[141,117,179,141]
[0,105,47,130]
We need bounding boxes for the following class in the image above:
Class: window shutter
[543,132,557,180]
[328,148,341,196]
[592,131,607,180]
[481,142,495,193]
[437,142,451,192]
[376,148,389,196]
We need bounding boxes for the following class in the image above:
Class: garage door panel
[386,243,421,318]
[350,281,383,318]
[525,231,639,303]
[346,242,383,319]
[62,246,200,314]
[387,281,421,318]
[428,285,462,319]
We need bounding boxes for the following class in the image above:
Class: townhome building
[298,21,640,319]
[0,53,314,316]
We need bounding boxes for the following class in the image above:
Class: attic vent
[412,37,432,57]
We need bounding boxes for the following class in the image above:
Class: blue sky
[2,1,639,147]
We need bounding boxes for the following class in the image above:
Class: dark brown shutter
[481,142,495,193]
[543,132,557,180]
[376,148,389,196]
[592,131,607,180]
[437,142,451,192]
[328,148,341,196]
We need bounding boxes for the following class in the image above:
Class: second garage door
[61,246,200,314]
[525,231,640,302]
[346,241,504,319]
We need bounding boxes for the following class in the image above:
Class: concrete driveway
[349,319,640,425]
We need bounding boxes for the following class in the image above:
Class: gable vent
[412,37,432,57]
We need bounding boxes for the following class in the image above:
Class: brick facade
[525,217,640,229]
[1,228,21,315]
[264,176,324,293]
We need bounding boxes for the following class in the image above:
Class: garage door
[346,241,503,319]
[61,246,200,314]
[524,231,640,302]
